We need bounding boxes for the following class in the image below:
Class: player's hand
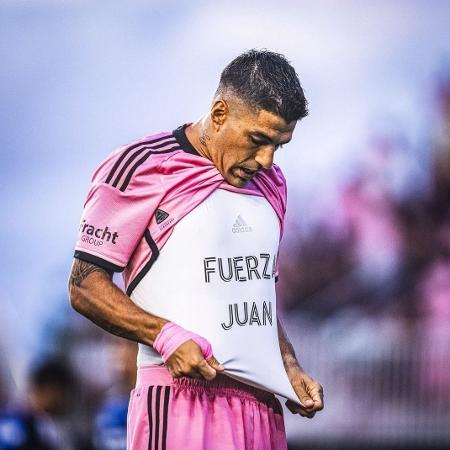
[285,370,324,418]
[165,339,225,381]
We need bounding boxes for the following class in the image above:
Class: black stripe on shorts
[147,386,153,450]
[147,386,171,450]
[161,387,170,450]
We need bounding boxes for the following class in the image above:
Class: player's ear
[210,99,228,130]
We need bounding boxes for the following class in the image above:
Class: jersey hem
[73,250,125,273]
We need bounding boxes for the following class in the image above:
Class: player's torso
[130,188,299,402]
[132,186,279,356]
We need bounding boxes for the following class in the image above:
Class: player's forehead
[243,109,296,143]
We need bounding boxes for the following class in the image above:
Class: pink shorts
[127,365,287,450]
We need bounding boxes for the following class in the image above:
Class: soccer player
[69,49,324,450]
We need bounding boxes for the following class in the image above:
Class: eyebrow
[250,131,291,145]
[250,131,273,142]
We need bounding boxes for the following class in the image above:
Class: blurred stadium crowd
[0,72,449,450]
[280,70,450,449]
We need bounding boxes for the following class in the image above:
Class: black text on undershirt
[203,253,276,283]
[221,301,273,330]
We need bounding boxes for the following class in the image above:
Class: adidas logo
[155,209,169,224]
[232,215,252,233]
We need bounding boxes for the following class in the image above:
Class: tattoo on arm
[69,259,112,287]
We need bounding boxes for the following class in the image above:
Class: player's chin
[235,178,249,188]
[228,170,249,187]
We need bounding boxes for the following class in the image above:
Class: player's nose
[254,146,275,170]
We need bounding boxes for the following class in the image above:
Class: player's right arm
[68,258,167,347]
[68,258,224,381]
[69,140,223,380]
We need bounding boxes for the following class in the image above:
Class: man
[0,358,76,450]
[69,49,324,450]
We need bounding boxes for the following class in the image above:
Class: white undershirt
[131,188,300,403]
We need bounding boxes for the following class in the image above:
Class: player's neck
[185,119,213,161]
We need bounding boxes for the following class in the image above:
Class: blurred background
[1,0,449,449]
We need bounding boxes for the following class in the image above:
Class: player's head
[28,358,75,416]
[206,49,308,187]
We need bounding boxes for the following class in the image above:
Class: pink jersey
[74,124,287,296]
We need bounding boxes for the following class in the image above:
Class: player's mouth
[237,166,258,179]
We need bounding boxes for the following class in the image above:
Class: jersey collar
[173,123,202,157]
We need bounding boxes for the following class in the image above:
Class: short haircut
[216,49,308,123]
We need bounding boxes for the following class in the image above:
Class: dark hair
[216,49,308,122]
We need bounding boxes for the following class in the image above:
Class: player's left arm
[277,317,324,418]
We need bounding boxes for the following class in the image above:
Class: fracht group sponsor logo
[79,220,119,247]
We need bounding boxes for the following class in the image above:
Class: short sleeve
[73,148,165,272]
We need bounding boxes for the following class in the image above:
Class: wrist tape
[153,322,213,363]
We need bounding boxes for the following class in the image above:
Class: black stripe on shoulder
[105,134,172,184]
[126,229,160,296]
[111,138,177,188]
[73,250,124,273]
[150,137,177,150]
[119,146,181,192]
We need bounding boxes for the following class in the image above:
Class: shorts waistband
[136,365,278,406]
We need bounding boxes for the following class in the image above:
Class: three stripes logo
[104,133,181,192]
[232,214,252,233]
[147,385,170,450]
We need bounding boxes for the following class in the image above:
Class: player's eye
[250,136,264,146]
[250,135,283,150]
